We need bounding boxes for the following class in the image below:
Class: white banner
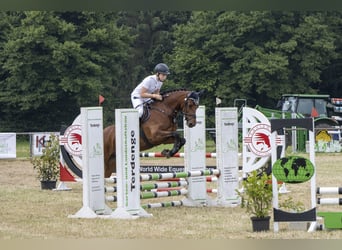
[0,133,16,159]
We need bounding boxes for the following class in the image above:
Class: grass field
[1,149,342,239]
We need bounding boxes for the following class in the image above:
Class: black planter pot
[251,216,271,232]
[40,180,57,190]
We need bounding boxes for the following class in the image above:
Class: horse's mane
[160,88,188,97]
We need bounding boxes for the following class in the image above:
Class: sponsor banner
[31,133,59,156]
[139,165,216,173]
[59,124,82,157]
[115,109,141,213]
[0,133,16,158]
[242,107,271,173]
[183,105,207,204]
[81,107,106,214]
[242,107,285,173]
[215,107,240,205]
[59,115,83,177]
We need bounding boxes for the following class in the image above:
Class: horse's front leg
[161,132,186,158]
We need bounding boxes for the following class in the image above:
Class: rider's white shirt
[131,75,163,102]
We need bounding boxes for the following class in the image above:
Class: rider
[131,63,170,118]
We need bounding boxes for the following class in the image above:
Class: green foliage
[0,11,341,131]
[114,11,192,118]
[279,196,305,213]
[16,135,30,158]
[166,11,341,127]
[237,171,273,218]
[0,11,133,130]
[31,133,59,181]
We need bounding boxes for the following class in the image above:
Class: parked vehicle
[255,94,342,151]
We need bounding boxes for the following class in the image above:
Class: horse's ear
[197,90,205,97]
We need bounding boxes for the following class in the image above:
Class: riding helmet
[154,63,170,75]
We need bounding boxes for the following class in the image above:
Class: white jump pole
[69,107,111,218]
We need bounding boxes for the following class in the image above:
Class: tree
[1,11,341,131]
[166,11,341,126]
[319,11,342,97]
[0,11,133,131]
[115,11,192,108]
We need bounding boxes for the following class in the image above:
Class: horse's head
[183,90,203,128]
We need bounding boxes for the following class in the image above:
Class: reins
[150,90,198,122]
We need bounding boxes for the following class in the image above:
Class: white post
[110,109,151,219]
[271,118,317,232]
[69,107,111,218]
[215,107,240,206]
[308,127,317,232]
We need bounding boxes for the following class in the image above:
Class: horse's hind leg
[161,132,186,158]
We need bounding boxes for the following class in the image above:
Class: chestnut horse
[103,89,203,178]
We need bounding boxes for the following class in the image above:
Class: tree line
[0,11,341,131]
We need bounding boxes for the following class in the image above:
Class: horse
[103,89,203,178]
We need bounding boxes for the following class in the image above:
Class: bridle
[182,92,199,123]
[150,90,200,124]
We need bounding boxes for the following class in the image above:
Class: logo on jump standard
[244,124,271,157]
[60,125,82,156]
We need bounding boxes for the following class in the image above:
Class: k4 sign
[31,133,58,156]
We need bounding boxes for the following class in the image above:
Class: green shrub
[31,134,59,181]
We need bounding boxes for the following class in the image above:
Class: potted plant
[31,133,60,189]
[237,170,273,232]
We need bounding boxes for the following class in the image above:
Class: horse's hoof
[168,151,177,158]
[161,149,170,157]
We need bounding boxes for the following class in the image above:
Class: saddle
[140,101,153,123]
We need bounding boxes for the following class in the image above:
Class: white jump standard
[69,107,112,218]
[106,106,240,213]
[69,106,241,219]
[110,109,151,219]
